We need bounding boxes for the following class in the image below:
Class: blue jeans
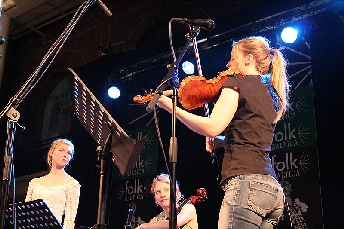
[218,174,284,229]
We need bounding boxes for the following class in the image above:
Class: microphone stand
[146,26,201,229]
[0,1,112,228]
[0,108,22,229]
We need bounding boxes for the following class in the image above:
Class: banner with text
[113,125,158,181]
[272,85,317,153]
[271,146,323,229]
[109,175,159,229]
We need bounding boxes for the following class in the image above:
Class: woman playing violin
[157,36,289,229]
[136,173,198,229]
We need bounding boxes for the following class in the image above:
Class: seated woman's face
[153,181,171,209]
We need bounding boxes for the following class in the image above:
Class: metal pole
[1,117,17,229]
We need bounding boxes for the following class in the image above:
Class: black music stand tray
[69,68,147,175]
[5,199,62,229]
[69,68,147,229]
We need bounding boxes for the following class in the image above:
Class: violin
[133,69,240,110]
[174,187,207,217]
[165,187,207,227]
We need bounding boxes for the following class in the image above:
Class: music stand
[69,68,147,229]
[5,199,62,229]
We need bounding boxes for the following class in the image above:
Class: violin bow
[189,26,217,164]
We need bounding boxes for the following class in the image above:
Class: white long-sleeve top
[25,176,81,229]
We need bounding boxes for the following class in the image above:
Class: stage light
[281,27,298,43]
[108,86,120,99]
[181,61,195,74]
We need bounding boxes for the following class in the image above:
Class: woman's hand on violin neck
[156,95,173,113]
[162,89,174,97]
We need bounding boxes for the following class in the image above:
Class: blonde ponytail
[270,48,290,123]
[234,36,290,123]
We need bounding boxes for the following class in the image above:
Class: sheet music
[5,199,62,229]
[69,68,129,146]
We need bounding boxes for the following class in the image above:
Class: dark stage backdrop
[4,4,344,229]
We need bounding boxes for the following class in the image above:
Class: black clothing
[220,75,277,184]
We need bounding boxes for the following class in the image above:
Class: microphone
[171,18,216,31]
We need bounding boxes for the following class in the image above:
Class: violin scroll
[133,93,154,104]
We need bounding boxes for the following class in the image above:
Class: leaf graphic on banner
[297,123,310,143]
[299,152,311,173]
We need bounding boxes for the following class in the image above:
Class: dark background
[0,0,344,228]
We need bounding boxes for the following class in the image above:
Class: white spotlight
[281,27,298,44]
[181,61,195,75]
[108,86,120,99]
